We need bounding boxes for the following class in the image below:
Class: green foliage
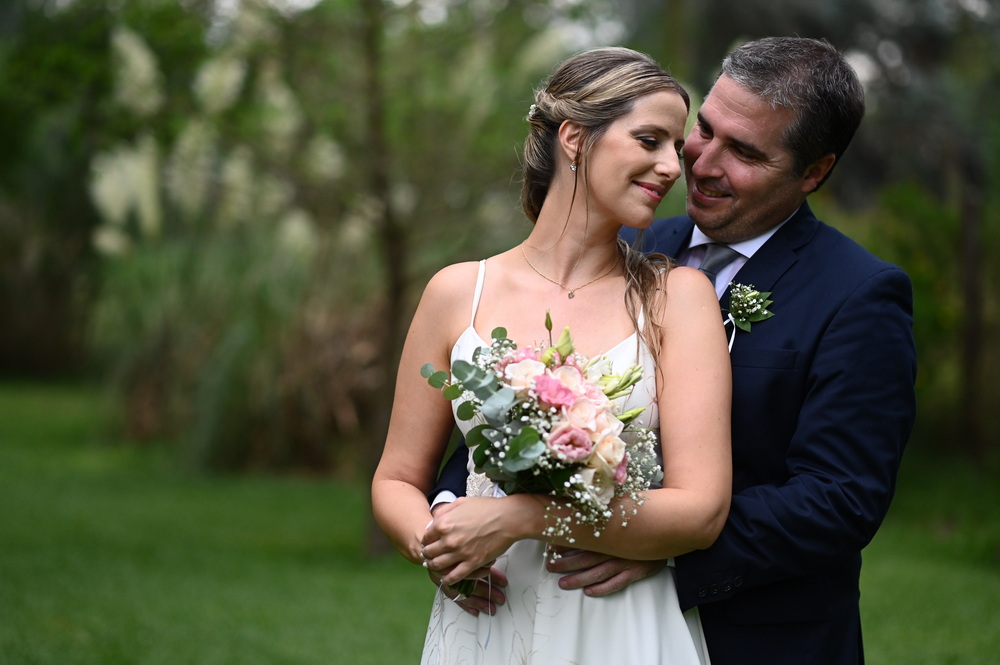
[0,1,115,374]
[89,229,320,469]
[5,0,1000,466]
[816,184,1000,451]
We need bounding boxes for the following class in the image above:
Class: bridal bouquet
[422,313,662,542]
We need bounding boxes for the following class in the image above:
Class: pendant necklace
[520,245,619,299]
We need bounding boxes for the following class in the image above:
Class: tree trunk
[360,0,408,557]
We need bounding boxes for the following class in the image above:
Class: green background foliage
[0,1,998,660]
[3,0,997,468]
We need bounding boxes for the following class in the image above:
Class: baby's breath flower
[725,283,775,333]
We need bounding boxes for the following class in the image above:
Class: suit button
[697,587,707,598]
[723,582,732,592]
[709,584,720,595]
[734,575,743,588]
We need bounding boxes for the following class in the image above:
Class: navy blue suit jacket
[433,203,917,665]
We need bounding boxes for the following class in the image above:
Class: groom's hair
[721,36,865,190]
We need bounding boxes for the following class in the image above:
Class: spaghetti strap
[470,260,487,327]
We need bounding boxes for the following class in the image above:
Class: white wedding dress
[421,260,710,665]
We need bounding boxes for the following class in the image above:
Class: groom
[432,37,917,664]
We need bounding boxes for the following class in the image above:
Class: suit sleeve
[675,265,917,609]
[429,439,468,503]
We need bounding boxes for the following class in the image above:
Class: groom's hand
[427,567,508,617]
[546,548,667,597]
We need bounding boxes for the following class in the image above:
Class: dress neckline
[455,260,642,361]
[455,325,638,361]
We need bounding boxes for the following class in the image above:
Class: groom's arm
[674,265,916,609]
[555,263,916,599]
[429,439,468,505]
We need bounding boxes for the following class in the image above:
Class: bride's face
[582,90,688,230]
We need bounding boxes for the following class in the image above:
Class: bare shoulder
[651,265,718,325]
[421,261,482,305]
[663,264,712,291]
[411,261,483,336]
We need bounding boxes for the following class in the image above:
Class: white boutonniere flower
[724,282,775,335]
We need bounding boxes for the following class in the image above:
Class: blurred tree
[17,0,626,475]
[3,0,996,467]
[0,1,113,375]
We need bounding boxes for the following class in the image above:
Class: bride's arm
[422,267,732,585]
[371,265,475,566]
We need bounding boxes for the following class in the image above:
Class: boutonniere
[725,283,775,333]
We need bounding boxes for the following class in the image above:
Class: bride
[372,47,731,664]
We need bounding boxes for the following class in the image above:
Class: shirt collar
[689,211,796,259]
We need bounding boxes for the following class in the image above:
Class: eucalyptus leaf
[480,386,516,422]
[453,361,497,398]
[443,384,463,400]
[465,424,489,448]
[427,370,450,389]
[456,401,478,421]
[500,428,545,472]
[472,441,489,468]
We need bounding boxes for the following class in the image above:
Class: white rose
[577,467,615,506]
[564,396,602,431]
[591,409,624,441]
[592,433,626,474]
[550,365,585,393]
[503,359,546,396]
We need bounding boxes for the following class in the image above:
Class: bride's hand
[421,496,534,586]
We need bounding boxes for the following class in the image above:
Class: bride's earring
[570,161,578,172]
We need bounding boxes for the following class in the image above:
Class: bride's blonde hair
[521,47,689,363]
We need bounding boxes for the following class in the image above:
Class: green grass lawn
[0,383,432,664]
[1,383,998,664]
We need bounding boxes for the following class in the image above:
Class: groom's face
[682,75,819,244]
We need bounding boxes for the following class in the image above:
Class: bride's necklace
[519,245,619,299]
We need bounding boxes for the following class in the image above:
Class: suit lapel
[721,203,819,303]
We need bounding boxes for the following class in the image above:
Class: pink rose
[614,453,629,484]
[592,409,624,441]
[547,424,593,462]
[533,373,578,410]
